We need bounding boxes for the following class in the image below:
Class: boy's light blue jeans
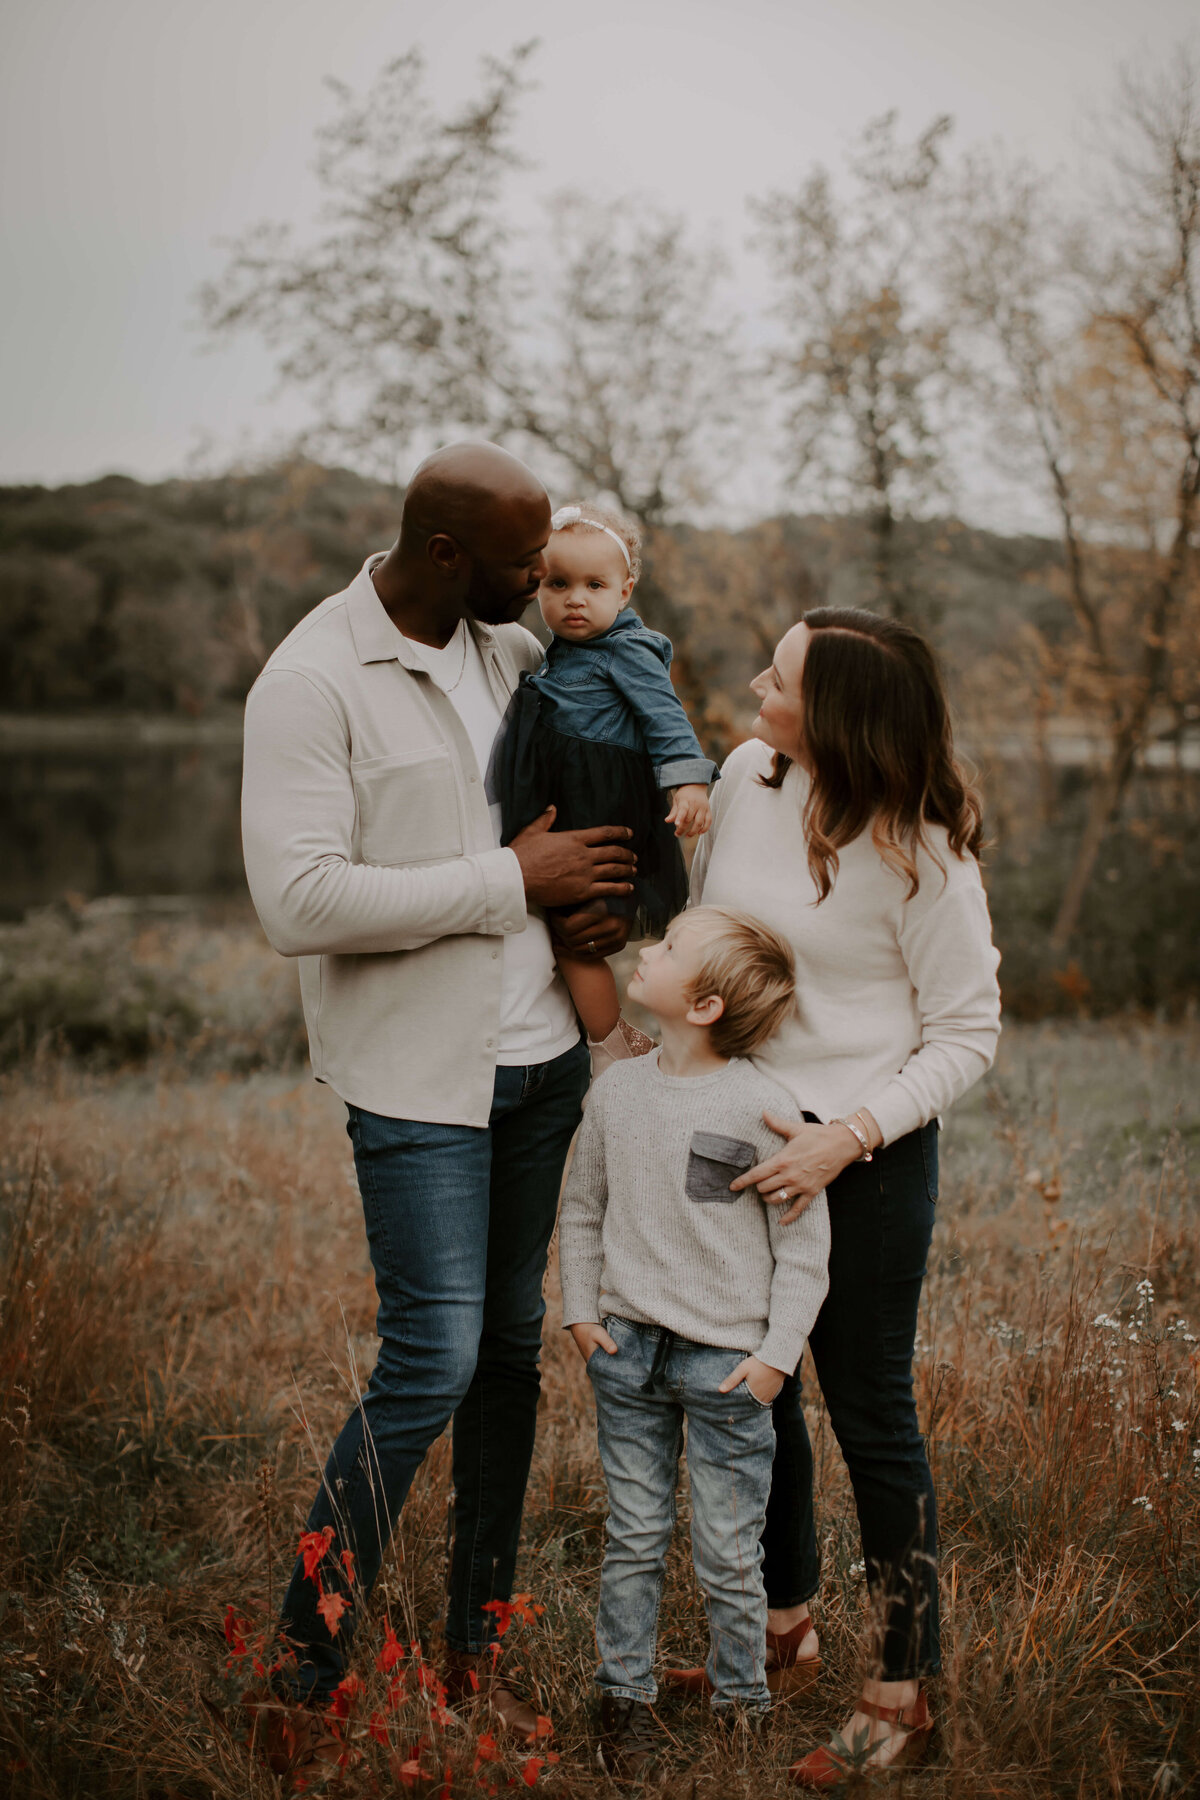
[587,1315,776,1711]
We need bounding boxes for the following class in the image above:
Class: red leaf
[298,1526,335,1583]
[328,1672,363,1720]
[316,1588,350,1637]
[368,1711,390,1746]
[532,1716,553,1741]
[481,1599,513,1637]
[377,1623,405,1673]
[340,1548,357,1584]
[521,1755,544,1785]
[472,1731,500,1769]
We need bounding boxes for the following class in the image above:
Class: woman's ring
[587,940,597,954]
[778,1187,789,1201]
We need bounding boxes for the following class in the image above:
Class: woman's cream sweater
[690,739,1002,1146]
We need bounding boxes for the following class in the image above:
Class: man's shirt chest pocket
[352,746,464,867]
[685,1131,757,1203]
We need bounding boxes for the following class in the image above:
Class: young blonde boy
[559,906,831,1777]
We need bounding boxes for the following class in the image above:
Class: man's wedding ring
[587,939,597,953]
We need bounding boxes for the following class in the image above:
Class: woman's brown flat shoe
[788,1688,933,1788]
[663,1614,821,1700]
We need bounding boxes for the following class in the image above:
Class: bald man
[241,443,637,1759]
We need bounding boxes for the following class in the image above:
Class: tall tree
[200,47,532,471]
[942,51,1200,950]
[754,113,954,618]
[199,48,747,528]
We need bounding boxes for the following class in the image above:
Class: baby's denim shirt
[527,609,718,789]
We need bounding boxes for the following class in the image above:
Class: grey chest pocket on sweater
[685,1131,758,1203]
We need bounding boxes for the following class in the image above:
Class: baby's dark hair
[552,500,642,583]
[676,907,796,1058]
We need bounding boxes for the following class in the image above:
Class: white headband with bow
[550,505,632,571]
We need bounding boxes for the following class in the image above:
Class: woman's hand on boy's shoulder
[718,1353,785,1406]
[734,1109,859,1224]
[569,1321,618,1363]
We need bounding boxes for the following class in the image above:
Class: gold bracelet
[835,1115,873,1163]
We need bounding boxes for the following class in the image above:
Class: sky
[2,0,1196,525]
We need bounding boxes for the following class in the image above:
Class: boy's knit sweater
[559,1050,831,1375]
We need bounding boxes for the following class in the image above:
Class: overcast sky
[2,0,1196,519]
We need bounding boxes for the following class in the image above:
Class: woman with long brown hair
[675,607,1001,1781]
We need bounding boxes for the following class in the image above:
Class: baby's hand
[718,1354,785,1406]
[569,1321,618,1364]
[665,784,712,839]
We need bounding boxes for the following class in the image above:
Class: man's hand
[569,1321,618,1364]
[733,1111,868,1223]
[665,784,712,839]
[551,903,632,960]
[511,807,637,908]
[718,1354,785,1405]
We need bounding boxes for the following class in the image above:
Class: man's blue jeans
[588,1316,776,1712]
[278,1038,589,1701]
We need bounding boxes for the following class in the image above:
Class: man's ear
[686,992,725,1028]
[427,532,464,576]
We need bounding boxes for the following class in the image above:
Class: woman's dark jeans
[761,1121,940,1680]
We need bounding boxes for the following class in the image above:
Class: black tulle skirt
[487,676,689,940]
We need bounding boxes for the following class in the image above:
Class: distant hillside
[0,465,405,715]
[0,463,1067,719]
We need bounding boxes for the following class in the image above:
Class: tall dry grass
[0,1021,1196,1798]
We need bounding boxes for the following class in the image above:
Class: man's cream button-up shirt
[242,557,554,1125]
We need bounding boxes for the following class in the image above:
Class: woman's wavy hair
[758,607,984,901]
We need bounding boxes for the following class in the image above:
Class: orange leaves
[317,1588,351,1637]
[377,1622,406,1674]
[222,1604,250,1656]
[296,1526,353,1637]
[520,1750,560,1784]
[471,1730,500,1771]
[480,1593,544,1638]
[298,1525,334,1583]
[327,1672,363,1719]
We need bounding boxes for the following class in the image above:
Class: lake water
[1,740,246,918]
[4,722,1196,920]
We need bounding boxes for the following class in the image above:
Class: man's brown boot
[240,1688,347,1785]
[443,1649,549,1743]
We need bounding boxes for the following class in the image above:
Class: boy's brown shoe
[597,1694,666,1782]
[443,1649,549,1743]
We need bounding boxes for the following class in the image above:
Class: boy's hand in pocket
[719,1354,785,1405]
[569,1321,618,1363]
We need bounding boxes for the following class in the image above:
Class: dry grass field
[1,1018,1197,1798]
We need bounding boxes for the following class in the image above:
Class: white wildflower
[1132,1496,1154,1512]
